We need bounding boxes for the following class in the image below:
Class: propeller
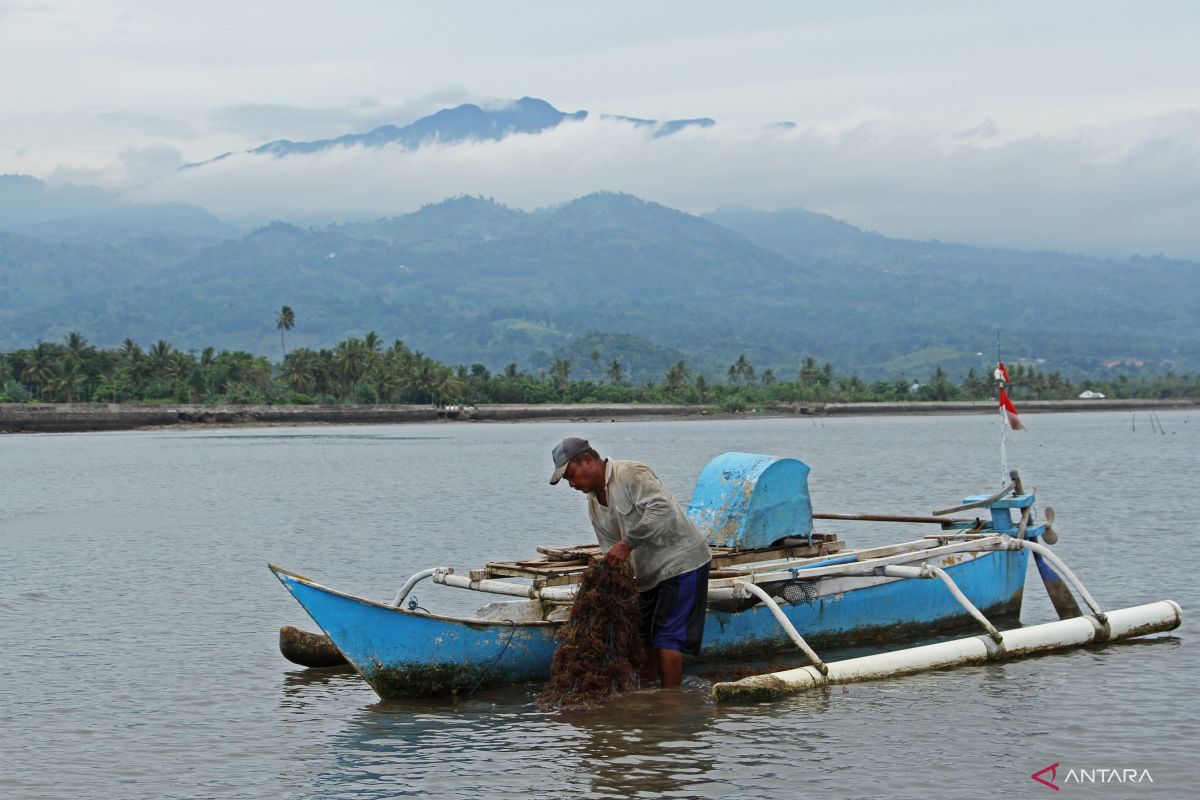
[1042,506,1059,544]
[1031,504,1079,618]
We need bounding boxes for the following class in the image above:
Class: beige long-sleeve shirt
[588,459,712,591]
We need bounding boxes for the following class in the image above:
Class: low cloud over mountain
[126,98,1200,260]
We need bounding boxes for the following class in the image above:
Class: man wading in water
[550,437,712,688]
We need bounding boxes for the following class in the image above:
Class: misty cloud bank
[131,112,1200,259]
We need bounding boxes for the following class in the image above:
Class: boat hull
[272,547,1029,698]
[273,567,560,697]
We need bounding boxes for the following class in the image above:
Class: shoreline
[1,398,1196,434]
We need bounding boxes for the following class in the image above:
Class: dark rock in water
[537,561,643,710]
[279,625,349,668]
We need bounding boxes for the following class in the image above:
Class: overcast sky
[3,0,1199,258]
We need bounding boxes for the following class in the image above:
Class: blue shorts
[639,561,711,655]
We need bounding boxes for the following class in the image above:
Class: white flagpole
[999,400,1008,486]
[995,358,1008,487]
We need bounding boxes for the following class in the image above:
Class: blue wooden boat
[272,452,1048,699]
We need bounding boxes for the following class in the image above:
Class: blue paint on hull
[703,548,1029,659]
[274,568,560,697]
[272,548,1029,698]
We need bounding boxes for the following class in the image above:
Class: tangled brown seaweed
[536,560,644,710]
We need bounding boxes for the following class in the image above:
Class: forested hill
[1,188,1197,379]
[702,205,1200,375]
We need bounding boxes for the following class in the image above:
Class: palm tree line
[2,324,1197,407]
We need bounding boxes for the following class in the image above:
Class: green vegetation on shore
[3,331,1197,409]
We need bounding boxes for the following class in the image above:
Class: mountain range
[193,96,715,165]
[1,173,1196,380]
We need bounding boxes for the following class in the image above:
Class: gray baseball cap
[549,437,591,485]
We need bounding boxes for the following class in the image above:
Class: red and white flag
[999,385,1024,430]
[995,361,1025,430]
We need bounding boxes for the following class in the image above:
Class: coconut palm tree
[52,355,85,403]
[149,340,174,378]
[728,354,754,386]
[405,352,440,404]
[334,338,372,399]
[276,305,295,357]
[22,342,55,399]
[64,331,89,359]
[430,366,465,407]
[169,351,193,399]
[282,349,318,394]
[369,361,401,403]
[798,356,821,387]
[664,360,689,397]
[364,330,382,353]
[607,359,624,386]
[120,339,149,397]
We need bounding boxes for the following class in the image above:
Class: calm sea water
[3,411,1197,799]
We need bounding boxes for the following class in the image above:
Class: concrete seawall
[0,403,441,433]
[1,399,1195,434]
[0,402,721,433]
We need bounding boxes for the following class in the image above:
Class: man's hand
[604,540,632,568]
